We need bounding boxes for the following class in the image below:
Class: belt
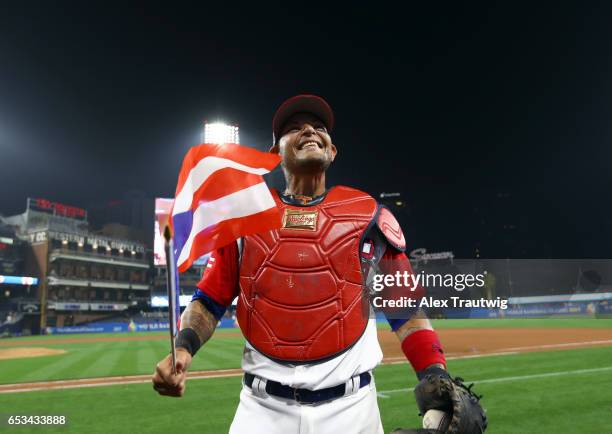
[243,372,371,404]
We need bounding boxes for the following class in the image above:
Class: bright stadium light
[203,121,240,145]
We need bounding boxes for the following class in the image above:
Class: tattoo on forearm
[394,308,433,341]
[180,301,217,346]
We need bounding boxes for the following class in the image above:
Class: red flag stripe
[188,167,265,211]
[175,143,280,196]
[176,182,277,268]
[177,206,281,272]
[173,154,278,215]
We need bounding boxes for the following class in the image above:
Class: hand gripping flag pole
[163,225,180,375]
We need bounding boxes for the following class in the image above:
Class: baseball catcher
[152,94,487,434]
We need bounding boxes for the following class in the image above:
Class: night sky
[1,2,610,258]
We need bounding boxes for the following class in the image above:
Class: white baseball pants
[228,376,384,434]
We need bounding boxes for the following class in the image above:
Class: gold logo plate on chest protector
[282,209,318,231]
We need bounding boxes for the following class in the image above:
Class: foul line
[382,351,520,365]
[382,339,612,364]
[0,369,243,394]
[0,352,521,394]
[1,340,611,394]
[490,339,612,352]
[376,366,612,398]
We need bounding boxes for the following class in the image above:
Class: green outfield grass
[1,346,610,433]
[377,317,612,330]
[0,328,239,343]
[0,329,245,385]
[2,318,611,385]
[431,317,612,329]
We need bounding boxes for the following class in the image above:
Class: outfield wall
[464,301,612,318]
[45,294,612,333]
[373,293,612,321]
[45,317,237,334]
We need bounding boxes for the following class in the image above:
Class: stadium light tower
[202,121,240,145]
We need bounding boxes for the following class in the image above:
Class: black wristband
[417,365,450,381]
[175,328,201,357]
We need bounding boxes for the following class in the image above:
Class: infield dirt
[0,327,610,393]
[378,327,612,359]
[0,347,67,360]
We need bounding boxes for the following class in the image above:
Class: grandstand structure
[3,198,150,334]
[0,221,38,335]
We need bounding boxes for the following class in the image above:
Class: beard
[283,152,333,175]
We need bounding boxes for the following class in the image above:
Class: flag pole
[163,225,178,375]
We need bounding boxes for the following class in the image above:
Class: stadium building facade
[4,198,150,334]
[0,220,39,335]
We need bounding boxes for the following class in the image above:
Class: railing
[47,298,147,304]
[49,248,148,266]
[47,276,149,290]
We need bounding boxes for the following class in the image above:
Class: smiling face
[272,112,337,175]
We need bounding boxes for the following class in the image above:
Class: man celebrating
[152,95,486,434]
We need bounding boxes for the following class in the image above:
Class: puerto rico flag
[170,143,282,272]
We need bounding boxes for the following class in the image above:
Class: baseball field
[1,318,611,433]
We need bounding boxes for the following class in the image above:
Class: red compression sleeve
[401,329,446,372]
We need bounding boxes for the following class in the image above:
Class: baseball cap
[272,94,335,144]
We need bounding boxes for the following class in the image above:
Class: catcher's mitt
[391,369,487,434]
[416,370,487,434]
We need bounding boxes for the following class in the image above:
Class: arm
[395,309,446,377]
[374,209,486,431]
[152,242,240,397]
[377,247,447,377]
[151,301,218,398]
[180,299,218,348]
[174,298,219,365]
[394,308,432,341]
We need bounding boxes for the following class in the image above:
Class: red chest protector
[236,186,378,363]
